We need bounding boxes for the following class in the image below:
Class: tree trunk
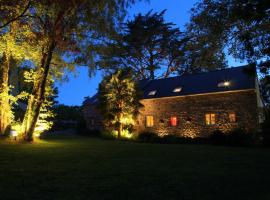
[118,122,122,139]
[117,111,123,139]
[21,40,55,141]
[0,52,12,135]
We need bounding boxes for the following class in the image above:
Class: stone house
[82,66,264,138]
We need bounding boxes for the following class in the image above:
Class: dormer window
[148,90,157,96]
[173,87,182,93]
[218,81,230,87]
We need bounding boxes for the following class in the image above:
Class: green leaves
[98,68,142,135]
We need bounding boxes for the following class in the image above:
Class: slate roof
[83,94,99,105]
[84,66,256,104]
[141,66,256,99]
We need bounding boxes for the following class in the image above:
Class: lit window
[170,116,177,126]
[148,90,157,96]
[146,116,154,127]
[173,87,182,93]
[229,113,236,123]
[218,81,230,87]
[205,114,216,125]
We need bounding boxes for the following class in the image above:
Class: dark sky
[56,0,244,106]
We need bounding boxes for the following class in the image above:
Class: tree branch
[0,1,31,29]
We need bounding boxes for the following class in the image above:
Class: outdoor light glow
[121,115,135,125]
[122,129,133,139]
[173,87,182,93]
[148,90,157,96]
[34,133,41,138]
[10,130,18,137]
[218,81,231,87]
[224,81,230,86]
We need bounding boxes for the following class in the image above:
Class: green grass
[0,135,270,200]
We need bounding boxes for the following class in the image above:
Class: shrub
[262,132,270,147]
[161,135,204,144]
[226,129,253,147]
[100,131,116,140]
[209,130,227,145]
[260,129,270,147]
[209,129,254,147]
[162,135,182,144]
[137,132,161,143]
[261,108,270,147]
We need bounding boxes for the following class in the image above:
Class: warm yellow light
[122,129,133,139]
[34,133,40,138]
[218,81,231,87]
[10,130,18,137]
[224,81,230,86]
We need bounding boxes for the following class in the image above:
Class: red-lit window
[170,116,177,126]
[229,113,236,123]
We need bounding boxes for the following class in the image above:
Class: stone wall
[82,103,103,131]
[136,90,259,137]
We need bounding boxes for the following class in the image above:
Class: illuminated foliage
[20,69,56,139]
[0,0,138,141]
[10,0,137,141]
[98,68,142,138]
[0,0,31,29]
[0,17,40,135]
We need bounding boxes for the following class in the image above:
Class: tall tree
[186,0,270,74]
[0,18,39,135]
[97,10,188,80]
[18,0,137,141]
[98,69,141,138]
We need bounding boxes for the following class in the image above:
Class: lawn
[0,135,270,200]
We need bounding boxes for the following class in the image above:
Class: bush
[260,128,270,147]
[209,130,227,145]
[137,132,161,143]
[261,108,270,147]
[209,129,254,147]
[100,131,116,140]
[162,135,182,144]
[161,135,206,144]
[137,133,207,144]
[226,129,253,146]
[262,132,270,147]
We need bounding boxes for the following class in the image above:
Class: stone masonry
[136,90,259,137]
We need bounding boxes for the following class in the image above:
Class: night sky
[56,0,245,106]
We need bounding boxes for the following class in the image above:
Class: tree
[97,10,188,80]
[98,69,141,138]
[22,69,57,136]
[0,19,39,135]
[17,0,137,141]
[0,0,31,29]
[186,0,270,73]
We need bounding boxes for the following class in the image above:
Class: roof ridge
[149,65,248,82]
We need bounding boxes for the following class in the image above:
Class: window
[173,87,182,93]
[205,114,216,125]
[146,116,154,127]
[148,90,157,96]
[229,113,236,123]
[218,81,230,87]
[170,116,177,126]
